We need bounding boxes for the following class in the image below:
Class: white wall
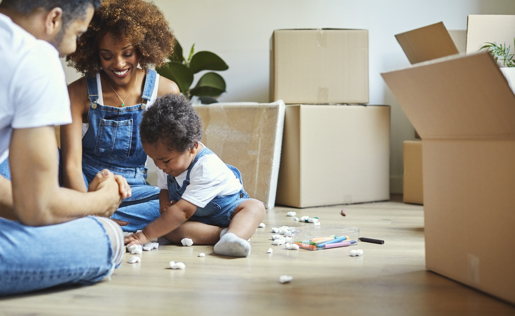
[62,0,515,193]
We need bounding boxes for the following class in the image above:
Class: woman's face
[98,32,139,86]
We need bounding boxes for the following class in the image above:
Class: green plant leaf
[156,61,194,96]
[190,72,226,97]
[168,39,184,63]
[189,51,229,74]
[187,44,195,64]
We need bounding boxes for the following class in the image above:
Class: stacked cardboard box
[270,29,390,208]
[382,16,515,304]
[403,140,423,205]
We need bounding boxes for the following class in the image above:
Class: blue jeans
[0,157,10,180]
[0,216,120,296]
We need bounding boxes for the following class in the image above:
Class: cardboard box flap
[382,52,515,139]
[466,15,515,53]
[395,22,459,64]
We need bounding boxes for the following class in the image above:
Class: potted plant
[480,39,515,92]
[157,39,229,104]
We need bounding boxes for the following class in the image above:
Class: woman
[62,0,180,231]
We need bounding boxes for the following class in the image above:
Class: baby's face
[143,141,197,177]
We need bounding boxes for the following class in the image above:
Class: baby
[125,94,266,257]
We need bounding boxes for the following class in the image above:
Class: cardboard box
[382,52,515,304]
[395,22,460,140]
[403,140,423,205]
[270,29,369,104]
[193,101,285,210]
[395,22,459,65]
[276,105,390,208]
[466,15,515,53]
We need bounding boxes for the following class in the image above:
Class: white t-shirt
[157,148,243,208]
[0,13,71,162]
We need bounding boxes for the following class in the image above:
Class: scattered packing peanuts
[285,237,292,243]
[169,261,186,270]
[308,217,318,223]
[294,217,299,221]
[258,223,266,228]
[128,256,141,264]
[299,216,309,221]
[314,221,321,226]
[143,242,159,251]
[127,244,143,255]
[287,211,296,217]
[267,248,273,253]
[271,234,283,240]
[350,249,364,257]
[279,275,293,284]
[271,227,279,233]
[284,243,300,250]
[272,239,286,245]
[198,253,206,257]
[181,238,194,247]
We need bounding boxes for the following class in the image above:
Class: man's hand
[88,169,124,217]
[89,170,131,199]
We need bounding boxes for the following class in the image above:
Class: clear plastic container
[291,225,360,251]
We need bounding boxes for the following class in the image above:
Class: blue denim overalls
[81,70,160,231]
[168,147,249,228]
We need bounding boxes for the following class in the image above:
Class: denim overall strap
[85,73,99,104]
[167,147,212,201]
[141,69,156,104]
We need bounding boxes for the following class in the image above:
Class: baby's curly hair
[140,94,203,153]
[66,0,174,74]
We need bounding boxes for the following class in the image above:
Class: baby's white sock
[214,232,251,257]
[220,227,228,238]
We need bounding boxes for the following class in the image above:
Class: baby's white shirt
[156,151,242,208]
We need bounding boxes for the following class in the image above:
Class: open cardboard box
[395,21,459,64]
[382,51,515,304]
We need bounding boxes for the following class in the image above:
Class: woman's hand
[160,200,177,213]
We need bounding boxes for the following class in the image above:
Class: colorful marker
[323,240,356,249]
[317,236,348,247]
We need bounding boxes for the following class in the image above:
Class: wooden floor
[1,197,514,315]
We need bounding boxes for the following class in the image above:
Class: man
[0,0,130,295]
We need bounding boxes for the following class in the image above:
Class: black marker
[359,237,384,244]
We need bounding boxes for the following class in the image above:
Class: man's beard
[49,26,65,56]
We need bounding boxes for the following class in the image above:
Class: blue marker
[317,236,348,247]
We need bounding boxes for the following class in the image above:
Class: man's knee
[96,218,124,266]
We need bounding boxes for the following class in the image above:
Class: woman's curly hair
[66,0,174,74]
[140,94,203,153]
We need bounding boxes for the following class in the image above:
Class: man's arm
[10,125,125,226]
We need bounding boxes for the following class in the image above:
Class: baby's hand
[125,231,151,246]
